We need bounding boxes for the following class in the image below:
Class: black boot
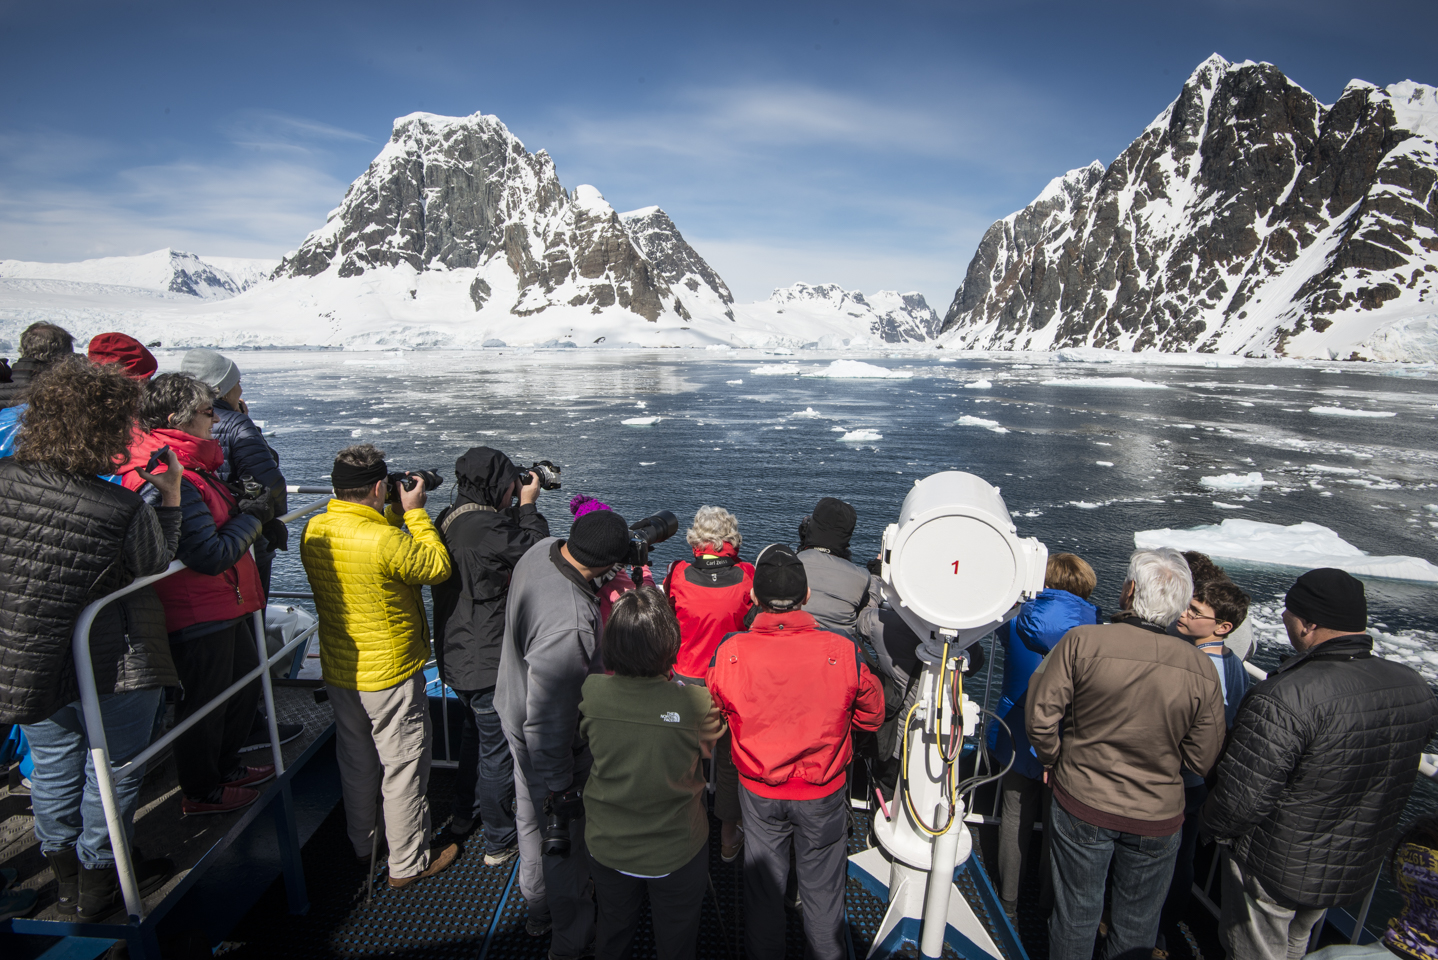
[77,864,120,923]
[46,849,80,916]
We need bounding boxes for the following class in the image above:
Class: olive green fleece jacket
[578,674,716,876]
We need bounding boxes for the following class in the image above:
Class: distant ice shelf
[1134,519,1438,583]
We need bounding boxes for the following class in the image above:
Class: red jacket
[664,543,754,680]
[706,610,884,800]
[120,428,265,632]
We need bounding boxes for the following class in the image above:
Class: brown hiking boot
[388,842,459,889]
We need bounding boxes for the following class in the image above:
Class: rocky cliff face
[621,206,735,321]
[940,55,1438,358]
[276,112,694,323]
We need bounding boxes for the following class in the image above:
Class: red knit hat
[87,333,157,380]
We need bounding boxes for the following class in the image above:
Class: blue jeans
[21,689,164,868]
[451,687,517,853]
[1048,799,1182,960]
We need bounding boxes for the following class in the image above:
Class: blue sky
[2,0,1436,308]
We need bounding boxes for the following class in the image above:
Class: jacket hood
[798,497,857,559]
[693,541,740,561]
[1017,589,1102,650]
[119,427,223,479]
[454,446,521,509]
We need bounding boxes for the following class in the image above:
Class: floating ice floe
[1069,501,1101,509]
[726,379,743,384]
[1133,519,1438,583]
[1199,472,1275,491]
[1213,502,1245,510]
[621,416,660,426]
[750,364,803,376]
[955,415,1008,434]
[839,429,883,442]
[964,379,993,390]
[1040,377,1168,389]
[791,407,822,418]
[1308,406,1396,418]
[805,360,912,379]
[1096,461,1114,467]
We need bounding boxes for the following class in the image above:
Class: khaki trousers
[329,672,433,879]
[1220,855,1328,960]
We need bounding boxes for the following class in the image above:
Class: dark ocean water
[210,347,1438,930]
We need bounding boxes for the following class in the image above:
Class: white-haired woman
[662,505,754,862]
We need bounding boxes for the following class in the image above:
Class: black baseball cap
[753,543,808,610]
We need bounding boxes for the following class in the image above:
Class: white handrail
[1243,660,1267,681]
[67,495,330,922]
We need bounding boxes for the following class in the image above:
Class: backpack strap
[440,502,496,538]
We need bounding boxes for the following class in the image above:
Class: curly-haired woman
[119,373,275,816]
[0,357,183,922]
[662,505,754,862]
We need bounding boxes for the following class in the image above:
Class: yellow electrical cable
[899,641,957,837]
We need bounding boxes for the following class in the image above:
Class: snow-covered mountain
[0,249,276,300]
[621,206,735,322]
[734,283,941,346]
[276,112,694,326]
[940,55,1438,360]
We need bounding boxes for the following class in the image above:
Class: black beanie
[1285,568,1367,633]
[567,509,630,567]
[801,497,857,559]
[753,543,808,610]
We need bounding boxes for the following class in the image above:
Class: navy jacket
[212,397,284,492]
[986,588,1101,780]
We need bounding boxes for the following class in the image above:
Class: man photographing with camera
[432,447,553,865]
[496,507,634,959]
[301,443,457,888]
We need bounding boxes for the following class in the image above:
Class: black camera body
[542,789,583,857]
[517,460,562,491]
[386,469,443,502]
[625,511,679,567]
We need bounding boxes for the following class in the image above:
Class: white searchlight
[849,471,1047,960]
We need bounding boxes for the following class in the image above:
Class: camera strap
[440,502,496,537]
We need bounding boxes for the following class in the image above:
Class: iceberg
[838,429,883,442]
[964,379,993,389]
[1133,519,1438,583]
[1309,406,1396,418]
[1198,472,1274,491]
[1040,377,1168,389]
[750,363,803,376]
[805,360,912,379]
[621,416,660,426]
[955,415,1008,434]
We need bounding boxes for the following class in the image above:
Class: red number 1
[951,561,960,574]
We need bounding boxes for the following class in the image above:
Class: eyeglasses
[199,407,216,418]
[1181,607,1219,623]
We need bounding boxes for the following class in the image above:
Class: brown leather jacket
[1026,620,1225,825]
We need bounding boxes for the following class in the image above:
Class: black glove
[238,495,275,525]
[547,789,585,822]
[261,516,289,552]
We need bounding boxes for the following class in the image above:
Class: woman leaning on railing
[0,356,184,922]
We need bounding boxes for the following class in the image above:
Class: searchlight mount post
[848,472,1047,960]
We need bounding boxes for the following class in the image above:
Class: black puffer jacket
[432,448,550,691]
[1201,634,1438,906]
[0,459,182,724]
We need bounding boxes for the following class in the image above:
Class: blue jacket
[0,404,23,457]
[986,588,1101,780]
[1181,647,1251,787]
[212,398,284,491]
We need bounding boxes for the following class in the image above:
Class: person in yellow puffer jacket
[300,443,458,889]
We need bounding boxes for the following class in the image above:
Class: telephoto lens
[625,511,680,566]
[541,796,571,857]
[517,460,562,491]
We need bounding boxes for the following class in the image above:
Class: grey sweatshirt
[494,537,602,792]
[798,548,879,638]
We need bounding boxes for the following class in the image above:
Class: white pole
[920,820,961,958]
[72,599,150,921]
[254,608,286,776]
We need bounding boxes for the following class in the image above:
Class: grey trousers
[739,785,849,960]
[510,736,595,958]
[329,673,433,879]
[997,770,1050,905]
[1220,856,1327,960]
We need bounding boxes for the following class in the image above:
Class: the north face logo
[660,711,681,723]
